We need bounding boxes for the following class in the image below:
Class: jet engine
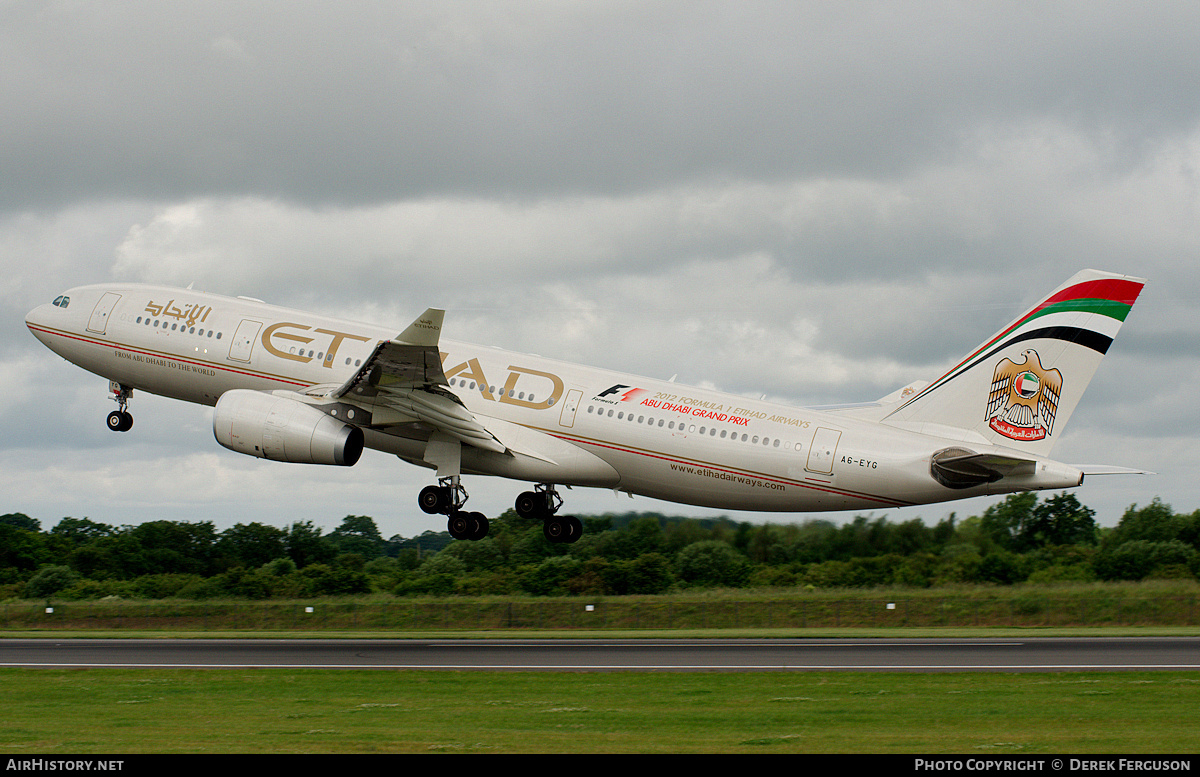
[213,390,364,466]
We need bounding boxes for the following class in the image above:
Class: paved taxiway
[1,637,1198,672]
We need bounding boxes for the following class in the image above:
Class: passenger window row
[585,405,801,451]
[447,377,557,405]
[136,315,223,340]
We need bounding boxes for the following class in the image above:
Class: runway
[2,637,1198,672]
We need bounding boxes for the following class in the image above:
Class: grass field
[5,582,1200,632]
[3,666,1199,753]
[4,584,1199,754]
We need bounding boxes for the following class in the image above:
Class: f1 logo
[597,384,631,399]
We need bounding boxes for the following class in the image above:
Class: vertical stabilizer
[881,269,1145,455]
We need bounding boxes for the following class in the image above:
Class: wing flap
[383,385,505,453]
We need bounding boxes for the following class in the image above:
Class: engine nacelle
[213,390,364,466]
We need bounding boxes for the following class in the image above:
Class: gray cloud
[5,3,1200,209]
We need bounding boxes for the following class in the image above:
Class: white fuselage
[25,283,1084,514]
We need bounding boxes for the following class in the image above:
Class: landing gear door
[228,319,262,363]
[558,389,583,428]
[87,292,122,335]
[806,427,842,475]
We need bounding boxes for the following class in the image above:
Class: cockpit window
[52,296,70,308]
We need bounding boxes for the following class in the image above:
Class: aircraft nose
[26,301,57,346]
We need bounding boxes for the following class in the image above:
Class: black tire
[543,518,566,544]
[563,515,582,543]
[515,491,542,519]
[467,512,489,541]
[447,510,473,540]
[419,485,448,515]
[107,411,132,432]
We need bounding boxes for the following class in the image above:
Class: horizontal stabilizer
[877,380,929,404]
[1076,465,1155,476]
[810,380,932,421]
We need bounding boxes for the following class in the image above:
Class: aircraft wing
[329,308,507,454]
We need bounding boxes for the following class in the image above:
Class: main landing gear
[106,382,133,432]
[418,475,489,541]
[515,484,583,544]
[416,480,584,544]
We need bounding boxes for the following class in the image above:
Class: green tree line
[2,493,1198,600]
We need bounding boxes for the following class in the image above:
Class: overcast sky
[4,2,1199,538]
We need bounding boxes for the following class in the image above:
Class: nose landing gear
[106,382,133,432]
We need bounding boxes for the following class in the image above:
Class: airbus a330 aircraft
[26,269,1145,543]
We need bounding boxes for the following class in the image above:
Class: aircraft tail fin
[881,269,1145,455]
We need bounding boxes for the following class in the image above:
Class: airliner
[25,269,1145,543]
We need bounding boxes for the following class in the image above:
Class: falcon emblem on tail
[986,349,1062,442]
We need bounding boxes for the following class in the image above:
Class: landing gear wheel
[418,485,450,515]
[515,491,545,519]
[564,515,582,543]
[106,410,132,432]
[447,511,471,540]
[468,512,489,541]
[423,476,487,539]
[448,510,489,541]
[543,515,582,544]
[516,485,562,520]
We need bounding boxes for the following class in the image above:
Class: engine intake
[213,390,363,466]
